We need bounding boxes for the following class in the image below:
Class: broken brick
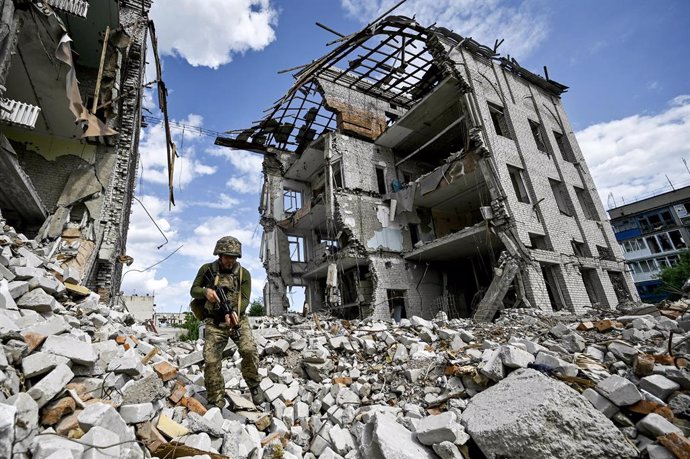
[153,360,178,382]
[41,397,77,426]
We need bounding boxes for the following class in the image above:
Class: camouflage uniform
[190,237,260,408]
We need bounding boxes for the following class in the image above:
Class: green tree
[248,298,265,316]
[178,312,200,341]
[658,250,690,300]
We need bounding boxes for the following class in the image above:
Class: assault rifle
[203,270,241,337]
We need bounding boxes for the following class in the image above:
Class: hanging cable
[131,195,168,249]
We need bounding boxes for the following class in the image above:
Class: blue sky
[122,0,690,313]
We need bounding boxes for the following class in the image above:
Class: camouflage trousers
[203,317,260,407]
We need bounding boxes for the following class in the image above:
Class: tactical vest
[204,261,242,314]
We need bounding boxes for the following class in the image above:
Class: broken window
[507,165,530,204]
[553,131,576,162]
[646,236,661,254]
[528,233,548,250]
[656,257,670,269]
[596,245,615,261]
[332,160,343,189]
[637,259,656,272]
[541,264,565,311]
[669,230,686,249]
[529,119,547,153]
[660,211,674,226]
[549,179,572,216]
[387,289,407,323]
[657,233,673,252]
[608,271,632,303]
[287,235,305,262]
[376,166,387,195]
[574,186,597,220]
[488,103,511,139]
[283,188,302,214]
[571,240,587,257]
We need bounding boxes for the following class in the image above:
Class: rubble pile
[1,217,690,458]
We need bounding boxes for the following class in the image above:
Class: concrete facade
[216,16,638,319]
[608,186,690,302]
[0,0,151,303]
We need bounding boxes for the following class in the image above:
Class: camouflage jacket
[190,260,251,316]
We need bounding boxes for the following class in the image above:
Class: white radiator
[45,0,89,18]
[0,99,41,129]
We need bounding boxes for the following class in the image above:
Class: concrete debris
[1,220,690,458]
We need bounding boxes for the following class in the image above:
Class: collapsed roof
[215,15,568,154]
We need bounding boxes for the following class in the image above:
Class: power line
[142,115,225,138]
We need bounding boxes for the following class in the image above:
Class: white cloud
[190,193,241,210]
[576,95,690,209]
[339,0,549,59]
[139,114,217,187]
[150,0,278,69]
[207,147,264,194]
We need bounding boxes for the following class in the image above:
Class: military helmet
[213,236,242,257]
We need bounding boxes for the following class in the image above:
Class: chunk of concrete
[42,334,97,365]
[415,411,467,445]
[27,364,74,408]
[178,350,203,368]
[0,279,17,310]
[119,403,154,424]
[462,369,637,459]
[607,342,638,364]
[639,375,680,401]
[0,403,16,458]
[595,375,643,407]
[534,352,578,377]
[80,425,121,458]
[582,388,618,418]
[7,392,39,457]
[121,374,169,404]
[16,288,58,312]
[636,413,683,438]
[78,402,134,444]
[499,345,535,369]
[31,432,85,459]
[22,352,71,378]
[359,412,435,459]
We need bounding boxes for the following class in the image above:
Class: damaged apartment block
[216,16,639,320]
[0,0,151,302]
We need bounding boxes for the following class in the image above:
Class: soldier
[190,236,262,408]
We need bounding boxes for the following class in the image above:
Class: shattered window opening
[549,179,572,217]
[332,160,343,189]
[488,102,511,139]
[376,166,387,195]
[645,236,661,254]
[507,165,530,204]
[288,235,305,262]
[574,186,597,220]
[553,131,575,162]
[529,119,548,153]
[283,188,303,214]
[669,229,686,249]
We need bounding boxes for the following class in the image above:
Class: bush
[248,299,264,317]
[178,312,200,341]
[659,249,690,300]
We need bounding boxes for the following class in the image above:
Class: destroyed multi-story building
[0,0,151,302]
[216,16,639,320]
